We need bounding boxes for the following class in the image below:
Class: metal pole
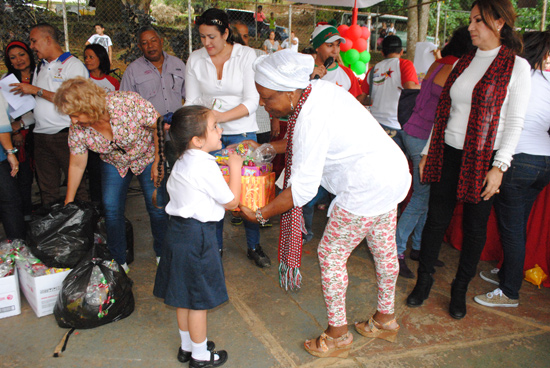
[289,4,292,34]
[542,0,548,31]
[443,9,447,44]
[314,7,317,27]
[188,0,192,56]
[62,0,69,51]
[435,1,441,47]
[367,14,372,70]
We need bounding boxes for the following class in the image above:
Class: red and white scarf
[278,84,312,290]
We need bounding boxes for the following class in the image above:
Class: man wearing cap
[361,35,419,150]
[310,24,363,99]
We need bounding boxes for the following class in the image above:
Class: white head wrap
[253,49,314,92]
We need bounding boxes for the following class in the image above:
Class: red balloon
[354,38,368,53]
[340,38,353,52]
[361,27,371,40]
[337,24,349,38]
[347,25,362,41]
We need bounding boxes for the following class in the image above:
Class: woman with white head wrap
[240,50,411,357]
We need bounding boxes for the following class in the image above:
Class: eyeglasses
[110,141,126,154]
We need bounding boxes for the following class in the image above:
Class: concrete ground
[2,179,550,368]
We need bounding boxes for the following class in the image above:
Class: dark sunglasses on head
[196,17,224,27]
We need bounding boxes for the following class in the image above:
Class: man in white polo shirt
[11,23,89,206]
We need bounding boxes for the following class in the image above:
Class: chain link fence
[0,0,548,77]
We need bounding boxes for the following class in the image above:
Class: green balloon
[340,51,348,65]
[351,61,367,75]
[359,51,371,64]
[345,49,360,64]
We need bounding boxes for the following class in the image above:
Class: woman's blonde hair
[53,76,107,121]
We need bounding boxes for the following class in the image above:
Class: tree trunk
[418,0,430,42]
[407,0,419,60]
[96,0,124,22]
[95,0,152,23]
[122,0,153,12]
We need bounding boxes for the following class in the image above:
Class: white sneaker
[156,256,160,265]
[474,288,518,307]
[479,268,500,285]
[121,263,130,274]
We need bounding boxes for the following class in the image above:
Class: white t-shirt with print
[87,34,113,53]
[322,65,352,92]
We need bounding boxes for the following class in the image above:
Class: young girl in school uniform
[153,105,243,368]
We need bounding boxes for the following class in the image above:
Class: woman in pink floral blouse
[54,77,168,272]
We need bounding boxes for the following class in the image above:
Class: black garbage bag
[27,201,99,268]
[54,245,134,329]
[94,217,135,265]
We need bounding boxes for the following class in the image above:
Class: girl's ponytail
[153,116,166,208]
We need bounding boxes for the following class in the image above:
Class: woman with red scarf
[406,0,531,319]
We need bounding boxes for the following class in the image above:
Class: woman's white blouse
[290,80,411,217]
[185,43,259,135]
[444,47,531,165]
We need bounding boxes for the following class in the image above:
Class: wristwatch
[6,148,18,155]
[36,88,43,98]
[493,161,509,173]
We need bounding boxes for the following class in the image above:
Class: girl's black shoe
[177,341,215,363]
[189,350,228,368]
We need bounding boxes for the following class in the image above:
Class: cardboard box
[16,261,70,318]
[0,268,20,319]
[224,172,276,211]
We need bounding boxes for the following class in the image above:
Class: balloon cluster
[337,24,371,75]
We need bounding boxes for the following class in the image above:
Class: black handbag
[398,89,421,128]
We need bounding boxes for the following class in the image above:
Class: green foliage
[427,0,550,42]
[0,0,59,50]
[114,4,155,64]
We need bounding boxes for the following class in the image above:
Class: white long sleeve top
[515,70,550,156]
[422,47,531,166]
[290,80,411,217]
[185,43,259,135]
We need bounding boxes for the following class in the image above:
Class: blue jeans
[380,124,406,153]
[494,153,550,299]
[302,186,330,242]
[396,131,430,255]
[101,161,168,264]
[0,160,25,239]
[215,132,260,251]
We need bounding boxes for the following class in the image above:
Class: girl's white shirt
[165,149,234,222]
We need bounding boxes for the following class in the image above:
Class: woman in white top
[474,31,550,308]
[185,8,268,268]
[407,0,531,319]
[263,31,281,54]
[240,50,411,358]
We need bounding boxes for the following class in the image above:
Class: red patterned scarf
[278,84,312,290]
[423,46,515,203]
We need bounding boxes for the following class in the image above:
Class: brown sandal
[304,331,353,358]
[355,317,400,343]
